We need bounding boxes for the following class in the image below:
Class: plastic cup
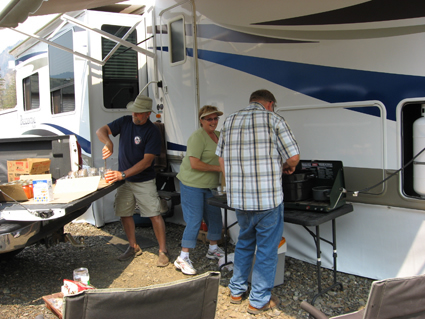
[73,267,90,285]
[98,167,105,179]
[105,169,113,183]
[78,168,88,178]
[88,167,98,177]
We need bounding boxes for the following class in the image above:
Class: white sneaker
[174,256,197,275]
[206,246,225,260]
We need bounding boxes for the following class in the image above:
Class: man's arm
[218,157,225,179]
[105,154,156,183]
[282,154,300,175]
[125,154,156,178]
[96,125,114,159]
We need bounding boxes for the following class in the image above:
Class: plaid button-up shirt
[216,102,299,211]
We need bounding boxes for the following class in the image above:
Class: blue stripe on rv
[196,49,425,121]
[41,123,91,154]
[167,142,187,152]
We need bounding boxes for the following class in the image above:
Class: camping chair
[154,121,180,218]
[43,271,220,319]
[300,274,425,319]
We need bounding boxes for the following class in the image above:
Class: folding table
[207,195,353,305]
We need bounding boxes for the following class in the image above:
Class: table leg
[331,219,343,291]
[310,219,343,305]
[219,208,234,271]
[332,219,338,284]
[316,225,322,294]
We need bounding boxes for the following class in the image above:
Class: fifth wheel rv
[1,0,425,281]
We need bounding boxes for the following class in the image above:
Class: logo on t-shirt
[134,136,141,145]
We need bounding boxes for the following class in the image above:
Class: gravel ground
[0,221,374,318]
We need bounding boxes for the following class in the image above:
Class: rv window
[23,73,40,111]
[49,30,75,114]
[102,25,139,109]
[169,17,185,64]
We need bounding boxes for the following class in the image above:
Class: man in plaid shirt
[216,89,300,315]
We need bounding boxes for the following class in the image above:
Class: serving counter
[0,180,124,253]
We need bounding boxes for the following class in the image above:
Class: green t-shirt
[177,127,220,188]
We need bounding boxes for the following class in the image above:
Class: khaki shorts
[114,179,161,218]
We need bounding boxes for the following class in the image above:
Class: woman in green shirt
[174,105,224,275]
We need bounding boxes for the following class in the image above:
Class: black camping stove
[285,160,346,212]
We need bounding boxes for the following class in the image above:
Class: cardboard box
[42,292,63,319]
[248,237,287,287]
[197,228,228,245]
[7,158,50,182]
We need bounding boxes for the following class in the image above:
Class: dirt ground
[0,221,372,319]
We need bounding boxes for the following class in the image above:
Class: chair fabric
[363,274,425,319]
[62,271,220,319]
[300,274,425,319]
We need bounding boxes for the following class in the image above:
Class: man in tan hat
[96,92,169,266]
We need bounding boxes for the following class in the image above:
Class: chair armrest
[300,301,329,319]
[157,171,178,178]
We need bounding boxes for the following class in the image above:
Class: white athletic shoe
[174,256,197,275]
[206,246,225,260]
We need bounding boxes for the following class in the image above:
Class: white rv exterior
[144,0,425,280]
[1,0,425,280]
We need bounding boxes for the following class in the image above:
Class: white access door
[148,0,199,160]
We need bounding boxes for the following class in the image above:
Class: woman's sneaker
[174,256,197,275]
[206,246,225,260]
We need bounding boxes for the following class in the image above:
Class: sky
[0,15,55,53]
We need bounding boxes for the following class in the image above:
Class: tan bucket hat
[126,93,156,113]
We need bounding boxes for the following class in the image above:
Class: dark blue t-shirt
[108,116,161,182]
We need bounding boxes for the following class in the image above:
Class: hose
[347,146,425,196]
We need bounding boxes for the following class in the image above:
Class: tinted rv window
[169,18,185,64]
[102,25,138,109]
[49,30,75,114]
[23,73,40,111]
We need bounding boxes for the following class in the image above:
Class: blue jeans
[180,182,223,249]
[229,202,284,308]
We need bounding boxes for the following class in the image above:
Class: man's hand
[96,125,113,159]
[105,170,124,183]
[282,162,296,175]
[102,144,113,160]
[282,154,300,175]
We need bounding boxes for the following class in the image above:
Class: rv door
[149,1,199,159]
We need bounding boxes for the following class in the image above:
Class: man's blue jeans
[229,202,284,308]
[180,182,223,248]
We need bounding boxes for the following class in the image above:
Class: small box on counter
[7,158,50,182]
[33,175,53,203]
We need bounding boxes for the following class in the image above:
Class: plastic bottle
[28,180,34,198]
[22,183,31,199]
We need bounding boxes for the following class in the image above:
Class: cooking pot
[283,170,315,201]
[312,186,331,201]
[282,170,315,183]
